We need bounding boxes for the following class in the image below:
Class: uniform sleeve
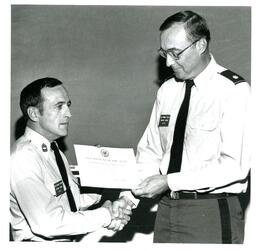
[136,89,164,170]
[167,81,252,191]
[120,89,165,206]
[10,150,111,239]
[120,89,163,207]
[78,193,102,210]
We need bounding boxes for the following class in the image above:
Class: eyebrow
[166,47,180,52]
[54,100,72,106]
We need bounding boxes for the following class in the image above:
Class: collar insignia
[42,143,48,152]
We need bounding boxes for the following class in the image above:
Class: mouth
[171,66,181,72]
[60,122,69,126]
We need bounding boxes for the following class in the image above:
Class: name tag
[54,180,64,196]
[158,114,170,127]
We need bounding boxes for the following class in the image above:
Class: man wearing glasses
[119,10,251,243]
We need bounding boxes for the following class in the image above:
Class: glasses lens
[170,52,179,60]
[159,49,179,60]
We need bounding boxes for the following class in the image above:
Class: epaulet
[219,69,245,85]
[11,139,32,154]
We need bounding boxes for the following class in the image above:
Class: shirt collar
[193,54,217,89]
[24,127,52,156]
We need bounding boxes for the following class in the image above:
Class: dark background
[11,5,251,242]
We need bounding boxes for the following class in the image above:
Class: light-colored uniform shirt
[10,127,111,241]
[122,56,251,206]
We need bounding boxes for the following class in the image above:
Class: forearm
[167,158,249,192]
[14,179,111,238]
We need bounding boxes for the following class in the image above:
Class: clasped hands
[102,196,134,231]
[102,174,168,231]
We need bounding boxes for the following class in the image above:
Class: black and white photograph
[2,0,255,249]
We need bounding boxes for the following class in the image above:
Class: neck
[27,120,36,132]
[190,52,211,79]
[27,120,56,142]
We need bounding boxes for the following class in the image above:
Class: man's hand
[102,197,134,231]
[132,174,169,198]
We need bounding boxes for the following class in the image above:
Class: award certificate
[74,144,143,189]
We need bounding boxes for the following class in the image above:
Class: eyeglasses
[158,39,200,60]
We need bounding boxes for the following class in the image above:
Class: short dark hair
[159,10,211,43]
[20,77,63,119]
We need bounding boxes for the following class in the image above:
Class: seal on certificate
[101,149,109,157]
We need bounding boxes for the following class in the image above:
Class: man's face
[160,23,200,80]
[37,85,72,141]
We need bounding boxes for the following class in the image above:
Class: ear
[27,106,40,122]
[196,38,208,54]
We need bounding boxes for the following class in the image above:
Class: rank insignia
[42,143,48,152]
[220,69,245,85]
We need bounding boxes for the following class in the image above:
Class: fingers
[132,177,150,195]
[132,183,156,198]
[107,219,119,231]
[108,213,130,231]
[132,186,147,196]
[107,219,125,231]
[103,196,136,231]
[112,206,130,221]
[102,200,113,211]
[112,200,122,218]
[124,197,135,209]
[105,197,134,231]
[117,207,124,219]
[112,197,133,216]
[132,175,169,198]
[122,208,132,216]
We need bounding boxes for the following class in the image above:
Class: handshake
[102,196,134,231]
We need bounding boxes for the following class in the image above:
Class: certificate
[74,144,143,189]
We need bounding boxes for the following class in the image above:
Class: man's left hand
[132,174,169,198]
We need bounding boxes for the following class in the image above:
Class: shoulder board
[18,139,32,149]
[219,69,245,85]
[11,139,31,153]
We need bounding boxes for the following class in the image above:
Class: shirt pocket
[187,111,220,151]
[188,114,219,131]
[187,113,220,159]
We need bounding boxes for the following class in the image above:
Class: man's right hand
[102,197,134,231]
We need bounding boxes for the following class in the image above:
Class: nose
[65,106,72,118]
[166,54,176,67]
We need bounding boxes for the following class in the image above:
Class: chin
[59,130,68,137]
[177,71,188,78]
[173,71,182,79]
